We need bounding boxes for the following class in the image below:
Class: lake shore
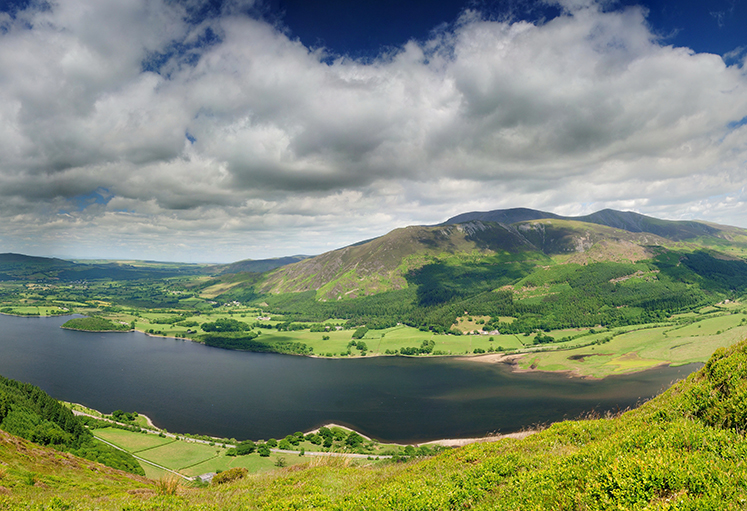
[61,327,133,333]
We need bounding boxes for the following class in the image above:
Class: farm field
[93,428,295,479]
[515,311,747,377]
[92,426,389,480]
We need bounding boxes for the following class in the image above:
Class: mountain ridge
[444,207,725,240]
[252,208,747,302]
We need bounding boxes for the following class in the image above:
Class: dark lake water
[0,314,700,443]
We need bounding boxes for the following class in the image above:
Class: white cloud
[0,0,746,261]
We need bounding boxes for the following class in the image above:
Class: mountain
[442,207,562,225]
[258,221,538,300]
[445,207,730,241]
[0,253,78,280]
[249,208,747,302]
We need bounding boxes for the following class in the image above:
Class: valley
[1,208,747,507]
[2,208,747,377]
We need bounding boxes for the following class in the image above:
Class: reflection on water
[0,314,700,442]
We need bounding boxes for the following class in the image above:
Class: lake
[0,314,699,443]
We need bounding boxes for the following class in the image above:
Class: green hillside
[256,221,537,301]
[221,210,747,306]
[2,339,747,509]
[207,210,747,339]
[0,375,143,476]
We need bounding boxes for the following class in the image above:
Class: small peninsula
[61,317,132,332]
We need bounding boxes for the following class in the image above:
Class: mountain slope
[215,255,311,275]
[248,208,747,302]
[259,221,537,300]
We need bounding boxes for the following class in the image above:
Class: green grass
[94,428,176,453]
[139,463,170,480]
[0,305,70,316]
[181,451,307,477]
[92,428,336,479]
[136,439,220,471]
[515,312,747,377]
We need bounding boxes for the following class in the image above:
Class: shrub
[155,476,180,495]
[212,467,248,485]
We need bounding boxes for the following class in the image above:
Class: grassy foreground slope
[3,341,747,509]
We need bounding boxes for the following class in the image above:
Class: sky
[0,0,746,263]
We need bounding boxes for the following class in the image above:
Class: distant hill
[215,255,311,275]
[0,253,207,281]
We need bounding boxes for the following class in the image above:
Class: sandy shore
[419,430,536,448]
[306,423,536,448]
[454,352,527,365]
[304,423,374,441]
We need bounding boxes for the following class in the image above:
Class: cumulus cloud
[0,0,746,261]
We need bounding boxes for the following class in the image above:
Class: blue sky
[0,0,746,262]
[270,0,746,58]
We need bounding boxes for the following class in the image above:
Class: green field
[180,450,307,478]
[94,428,176,452]
[91,427,378,480]
[135,438,221,470]
[515,312,747,377]
[0,305,71,316]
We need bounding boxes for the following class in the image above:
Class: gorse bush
[212,467,247,485]
[677,342,747,432]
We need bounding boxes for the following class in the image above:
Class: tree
[345,431,364,448]
[235,440,255,455]
[351,327,369,339]
[200,318,250,333]
[257,444,271,457]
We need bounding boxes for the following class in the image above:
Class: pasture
[515,311,747,377]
